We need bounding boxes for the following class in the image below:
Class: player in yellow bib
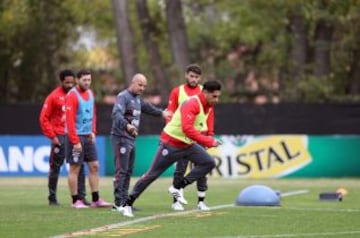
[121,80,222,217]
[165,64,212,211]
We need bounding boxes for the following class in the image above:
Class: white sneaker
[121,205,134,217]
[197,201,210,211]
[171,201,185,211]
[168,186,188,204]
[112,205,124,212]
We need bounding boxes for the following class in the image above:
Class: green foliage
[298,76,336,102]
[1,0,360,103]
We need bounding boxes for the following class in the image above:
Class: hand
[162,109,173,120]
[214,139,222,147]
[51,136,60,146]
[127,124,138,137]
[73,143,82,153]
[90,132,96,144]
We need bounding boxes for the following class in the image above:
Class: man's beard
[63,87,72,93]
[187,82,197,88]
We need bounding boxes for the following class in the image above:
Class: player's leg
[176,144,215,192]
[85,136,111,208]
[124,145,135,205]
[66,136,88,208]
[77,163,89,205]
[48,142,65,205]
[123,143,179,217]
[196,176,210,210]
[171,159,188,210]
[111,137,132,208]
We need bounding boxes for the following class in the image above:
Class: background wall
[1,103,360,135]
[1,103,359,178]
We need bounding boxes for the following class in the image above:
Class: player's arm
[39,94,57,140]
[165,87,180,123]
[65,92,80,145]
[206,108,214,136]
[91,90,96,143]
[112,93,138,136]
[141,99,163,117]
[181,99,218,148]
[112,94,130,130]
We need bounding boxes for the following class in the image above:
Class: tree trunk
[347,13,360,94]
[313,18,333,78]
[112,0,138,84]
[165,0,190,73]
[349,49,360,94]
[288,11,308,82]
[0,35,10,103]
[136,0,169,103]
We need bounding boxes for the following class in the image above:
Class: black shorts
[66,135,98,164]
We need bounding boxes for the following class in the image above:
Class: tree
[288,7,309,83]
[165,0,190,73]
[0,0,78,103]
[136,0,169,102]
[112,0,138,84]
[348,10,360,94]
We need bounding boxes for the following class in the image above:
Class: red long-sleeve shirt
[39,87,67,139]
[65,86,96,144]
[167,84,202,115]
[161,93,216,148]
[166,84,214,136]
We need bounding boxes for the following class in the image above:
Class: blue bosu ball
[236,184,280,206]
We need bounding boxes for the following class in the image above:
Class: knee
[88,162,99,173]
[207,159,216,170]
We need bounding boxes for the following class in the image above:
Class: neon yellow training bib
[164,96,209,144]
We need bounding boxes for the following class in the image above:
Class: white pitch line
[285,206,360,213]
[281,189,309,197]
[49,190,308,238]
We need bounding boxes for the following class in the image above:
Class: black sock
[72,195,79,204]
[198,196,205,202]
[92,191,99,202]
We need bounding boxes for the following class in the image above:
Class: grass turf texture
[0,177,359,238]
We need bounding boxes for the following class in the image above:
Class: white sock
[197,191,206,198]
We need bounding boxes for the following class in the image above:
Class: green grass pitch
[0,177,359,237]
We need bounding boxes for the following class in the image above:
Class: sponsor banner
[208,135,312,178]
[0,136,106,176]
[105,135,360,178]
[3,135,360,177]
[288,135,360,177]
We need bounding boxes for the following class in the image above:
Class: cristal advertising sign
[0,136,106,176]
[2,135,360,178]
[105,135,360,178]
[208,135,312,178]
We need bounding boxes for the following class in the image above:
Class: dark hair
[186,64,202,75]
[59,69,75,82]
[203,80,222,92]
[76,69,91,79]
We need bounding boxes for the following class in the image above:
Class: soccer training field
[0,177,359,238]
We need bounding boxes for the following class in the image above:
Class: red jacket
[65,86,97,144]
[161,93,216,148]
[167,84,202,115]
[39,87,67,139]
